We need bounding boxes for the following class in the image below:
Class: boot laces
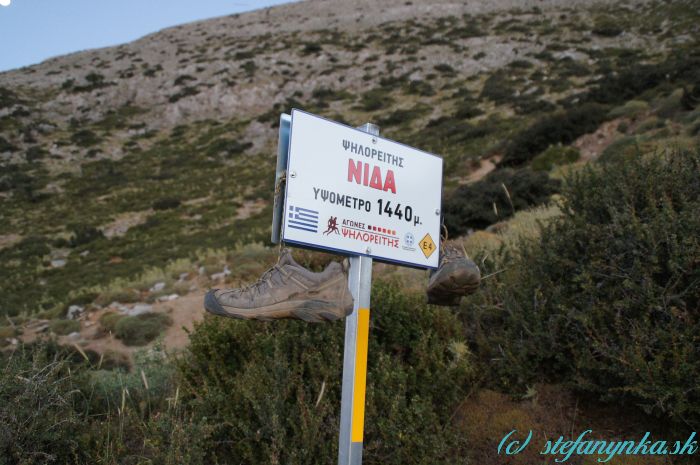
[239,264,285,296]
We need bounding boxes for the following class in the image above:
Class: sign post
[273,110,443,465]
[337,122,378,465]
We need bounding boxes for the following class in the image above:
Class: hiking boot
[426,243,481,306]
[204,249,353,322]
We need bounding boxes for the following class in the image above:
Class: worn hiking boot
[204,249,353,322]
[426,243,481,306]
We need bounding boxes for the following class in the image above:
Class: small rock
[127,303,153,316]
[150,281,166,292]
[51,259,67,268]
[9,338,18,346]
[66,332,81,342]
[198,266,206,275]
[211,265,231,281]
[110,301,130,312]
[67,305,84,320]
[158,293,179,302]
[178,272,189,281]
[80,250,90,257]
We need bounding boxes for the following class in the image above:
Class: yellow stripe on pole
[351,308,370,443]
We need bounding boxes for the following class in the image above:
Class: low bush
[501,103,608,166]
[169,86,200,103]
[444,168,560,233]
[49,319,80,335]
[531,144,580,171]
[607,100,649,119]
[301,42,322,55]
[467,149,700,428]
[403,79,435,96]
[71,129,100,147]
[598,136,640,164]
[480,70,517,104]
[0,347,87,463]
[357,88,394,111]
[0,136,16,153]
[0,86,21,109]
[99,311,125,333]
[179,281,473,464]
[69,224,104,247]
[153,197,182,210]
[592,15,623,37]
[114,312,172,346]
[681,83,700,111]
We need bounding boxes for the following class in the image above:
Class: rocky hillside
[0,0,698,318]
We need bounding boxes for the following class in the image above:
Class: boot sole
[204,290,351,323]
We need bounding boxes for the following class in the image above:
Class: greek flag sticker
[287,205,319,233]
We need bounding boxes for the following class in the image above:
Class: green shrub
[174,74,196,86]
[681,83,700,111]
[656,88,684,119]
[598,136,640,164]
[115,312,172,346]
[531,144,580,171]
[49,319,80,335]
[480,70,517,104]
[444,168,560,233]
[178,281,473,464]
[592,15,623,37]
[69,72,112,93]
[301,42,322,55]
[69,224,104,247]
[467,149,700,428]
[99,311,125,333]
[26,145,48,162]
[403,79,435,96]
[434,63,455,74]
[71,129,100,147]
[0,136,16,153]
[169,86,200,103]
[358,88,394,111]
[502,103,608,166]
[580,51,700,107]
[607,99,649,119]
[153,197,182,210]
[0,346,87,463]
[0,86,21,109]
[83,348,175,415]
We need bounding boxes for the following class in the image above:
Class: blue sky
[0,0,295,72]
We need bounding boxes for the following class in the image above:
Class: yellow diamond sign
[419,233,436,259]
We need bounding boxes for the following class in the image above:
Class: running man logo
[419,233,436,258]
[324,216,340,235]
[287,205,319,233]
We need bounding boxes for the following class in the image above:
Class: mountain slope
[0,0,699,316]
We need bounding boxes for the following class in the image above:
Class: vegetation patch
[114,312,172,346]
[49,319,80,335]
[444,168,560,233]
[179,281,473,463]
[467,149,700,429]
[531,144,580,171]
[502,103,609,166]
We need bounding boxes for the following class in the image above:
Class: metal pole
[338,122,379,465]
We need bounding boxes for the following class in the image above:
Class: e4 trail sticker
[419,233,436,258]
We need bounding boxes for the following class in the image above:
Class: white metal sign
[282,109,443,269]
